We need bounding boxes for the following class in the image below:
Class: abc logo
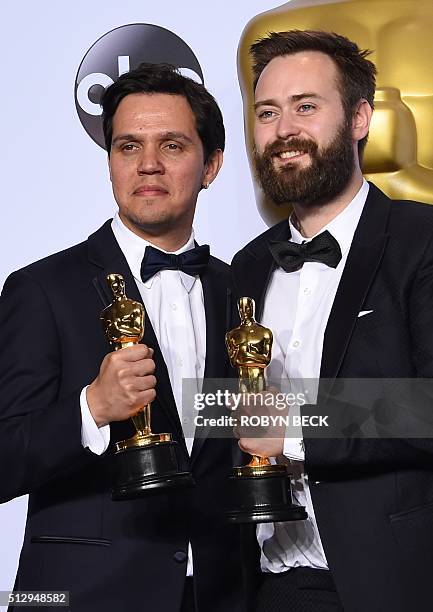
[75,23,204,149]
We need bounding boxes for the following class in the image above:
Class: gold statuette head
[101,273,145,349]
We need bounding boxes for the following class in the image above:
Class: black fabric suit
[231,183,433,612]
[0,220,244,612]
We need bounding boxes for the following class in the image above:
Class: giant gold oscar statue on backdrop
[101,273,194,500]
[238,0,433,226]
[225,296,307,523]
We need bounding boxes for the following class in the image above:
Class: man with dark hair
[250,30,376,158]
[233,30,433,612]
[102,62,225,162]
[0,63,244,612]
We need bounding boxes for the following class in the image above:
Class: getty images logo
[74,23,204,149]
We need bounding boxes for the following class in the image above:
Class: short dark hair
[250,30,377,155]
[101,62,225,160]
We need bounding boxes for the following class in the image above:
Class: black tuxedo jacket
[0,220,245,612]
[231,183,433,612]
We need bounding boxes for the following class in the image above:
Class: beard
[253,119,355,208]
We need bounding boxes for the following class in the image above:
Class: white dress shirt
[80,212,207,575]
[258,180,369,573]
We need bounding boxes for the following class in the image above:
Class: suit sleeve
[0,269,97,503]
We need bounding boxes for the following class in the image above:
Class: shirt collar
[289,179,369,256]
[111,212,197,291]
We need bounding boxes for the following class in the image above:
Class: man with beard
[232,30,433,612]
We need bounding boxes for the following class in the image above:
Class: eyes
[257,110,276,120]
[164,142,181,152]
[298,103,315,113]
[121,143,139,152]
[117,141,183,155]
[256,103,316,121]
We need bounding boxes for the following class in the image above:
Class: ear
[201,149,223,189]
[352,99,373,143]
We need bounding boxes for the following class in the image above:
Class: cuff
[283,436,305,461]
[283,401,304,461]
[80,386,110,455]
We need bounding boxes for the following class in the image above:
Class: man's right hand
[87,344,156,427]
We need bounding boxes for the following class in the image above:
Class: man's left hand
[238,436,284,458]
[232,388,286,458]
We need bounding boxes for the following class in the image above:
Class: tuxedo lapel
[190,259,229,465]
[320,184,391,379]
[234,220,290,322]
[201,262,228,380]
[87,221,185,444]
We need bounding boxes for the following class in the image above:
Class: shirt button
[170,303,177,311]
[292,340,301,348]
[178,359,183,367]
[303,287,311,295]
[173,551,188,563]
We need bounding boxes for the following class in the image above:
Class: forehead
[112,92,198,136]
[255,51,341,101]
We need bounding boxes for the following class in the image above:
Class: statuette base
[226,464,307,524]
[111,439,194,501]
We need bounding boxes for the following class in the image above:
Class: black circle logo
[75,23,204,149]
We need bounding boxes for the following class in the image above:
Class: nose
[276,110,301,140]
[137,144,164,175]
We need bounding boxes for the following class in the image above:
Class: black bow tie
[140,244,210,283]
[268,230,342,272]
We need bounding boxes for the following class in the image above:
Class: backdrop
[0,0,281,599]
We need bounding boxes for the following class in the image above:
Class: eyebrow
[112,131,194,146]
[161,131,194,144]
[254,93,324,110]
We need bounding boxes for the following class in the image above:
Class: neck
[292,169,363,239]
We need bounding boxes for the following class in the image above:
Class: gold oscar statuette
[225,297,307,523]
[101,273,194,500]
[101,273,170,449]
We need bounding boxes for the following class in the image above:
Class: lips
[275,150,305,160]
[267,138,317,162]
[133,185,168,196]
[272,149,308,167]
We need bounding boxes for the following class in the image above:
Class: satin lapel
[235,220,290,322]
[88,221,184,443]
[201,263,228,380]
[320,184,391,380]
[190,260,228,465]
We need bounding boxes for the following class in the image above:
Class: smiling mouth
[274,150,306,160]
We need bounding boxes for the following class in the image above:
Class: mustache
[262,137,318,158]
